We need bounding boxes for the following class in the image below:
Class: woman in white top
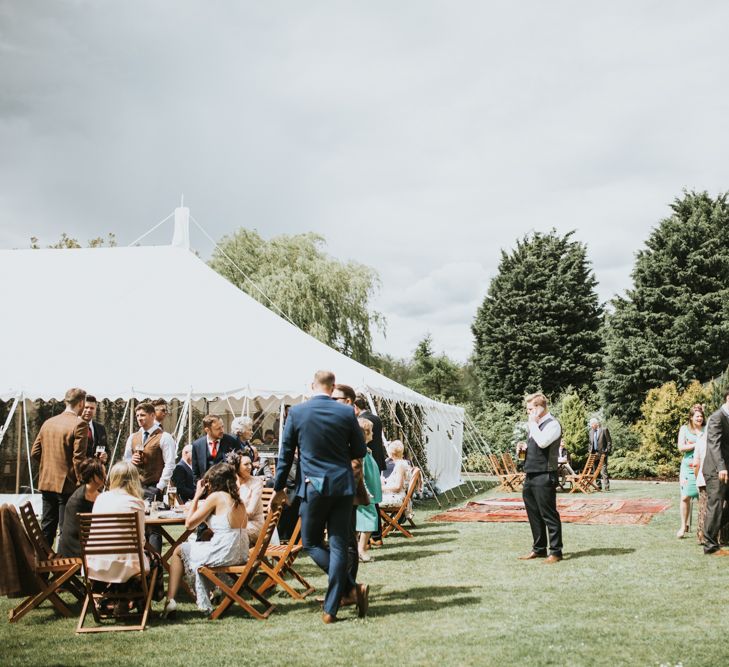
[381,440,411,506]
[89,461,149,583]
[229,450,266,543]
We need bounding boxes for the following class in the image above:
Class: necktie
[88,426,93,446]
[594,430,598,452]
[211,440,218,458]
[143,431,150,446]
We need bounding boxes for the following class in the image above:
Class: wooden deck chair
[199,504,283,620]
[567,454,597,494]
[581,454,606,493]
[256,517,314,600]
[489,454,517,491]
[501,452,525,491]
[76,512,158,633]
[261,488,275,513]
[380,467,422,539]
[7,504,83,623]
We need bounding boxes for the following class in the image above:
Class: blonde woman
[356,417,381,562]
[676,404,705,538]
[381,440,411,506]
[88,461,149,582]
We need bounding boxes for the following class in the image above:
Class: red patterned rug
[429,497,671,525]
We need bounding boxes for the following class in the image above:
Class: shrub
[609,452,658,479]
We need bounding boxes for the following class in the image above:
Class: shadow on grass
[367,585,483,616]
[566,547,636,560]
[376,549,448,562]
[381,537,457,549]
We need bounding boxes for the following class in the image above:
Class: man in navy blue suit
[273,370,368,623]
[191,415,242,484]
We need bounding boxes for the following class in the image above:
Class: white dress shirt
[528,412,562,449]
[123,423,177,490]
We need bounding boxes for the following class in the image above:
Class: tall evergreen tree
[600,191,729,422]
[409,335,466,403]
[472,230,603,405]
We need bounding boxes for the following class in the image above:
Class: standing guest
[152,399,169,430]
[81,395,108,463]
[230,416,258,465]
[164,463,248,618]
[272,370,368,624]
[702,389,729,555]
[356,418,381,562]
[588,417,612,491]
[31,387,88,547]
[229,451,266,543]
[380,440,411,505]
[693,422,709,545]
[676,404,704,538]
[171,444,195,503]
[354,395,386,545]
[191,415,242,484]
[88,461,149,582]
[123,402,177,552]
[58,457,106,558]
[518,392,563,564]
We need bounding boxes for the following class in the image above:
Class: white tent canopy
[0,218,464,490]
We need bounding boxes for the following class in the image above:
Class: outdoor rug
[429,497,671,525]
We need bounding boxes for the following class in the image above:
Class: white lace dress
[180,509,248,612]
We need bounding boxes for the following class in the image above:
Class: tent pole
[22,396,34,494]
[15,405,22,494]
[129,397,135,437]
[188,398,193,446]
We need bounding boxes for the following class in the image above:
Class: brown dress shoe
[517,551,547,560]
[322,612,337,624]
[544,554,563,564]
[708,549,729,556]
[355,583,369,618]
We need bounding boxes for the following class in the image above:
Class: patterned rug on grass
[429,497,671,525]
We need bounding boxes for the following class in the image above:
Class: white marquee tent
[0,208,466,493]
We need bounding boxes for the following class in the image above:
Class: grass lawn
[3,479,728,667]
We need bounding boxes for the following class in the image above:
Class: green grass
[3,480,729,666]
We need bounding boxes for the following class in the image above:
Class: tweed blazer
[31,411,88,494]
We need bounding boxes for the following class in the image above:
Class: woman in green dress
[356,417,382,562]
[676,404,705,538]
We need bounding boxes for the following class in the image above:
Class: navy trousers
[299,485,354,616]
[522,471,563,556]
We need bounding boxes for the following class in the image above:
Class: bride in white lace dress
[164,462,249,616]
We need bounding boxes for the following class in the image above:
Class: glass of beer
[95,445,105,457]
[167,483,177,508]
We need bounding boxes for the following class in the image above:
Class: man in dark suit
[171,444,195,503]
[588,417,612,491]
[702,390,729,555]
[191,415,241,484]
[81,395,108,463]
[273,370,368,624]
[31,387,88,547]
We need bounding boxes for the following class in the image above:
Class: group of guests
[675,391,729,556]
[30,379,414,621]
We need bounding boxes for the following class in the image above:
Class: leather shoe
[517,551,547,560]
[707,549,729,556]
[544,554,563,564]
[322,612,337,624]
[355,583,369,618]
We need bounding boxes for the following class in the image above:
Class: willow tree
[209,230,384,363]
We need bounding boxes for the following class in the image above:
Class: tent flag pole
[108,398,131,470]
[22,394,34,494]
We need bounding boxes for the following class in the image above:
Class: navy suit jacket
[274,394,367,497]
[171,460,195,503]
[191,433,241,484]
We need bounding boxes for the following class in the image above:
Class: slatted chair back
[568,453,598,494]
[500,452,525,491]
[584,454,606,492]
[261,488,275,514]
[257,516,315,600]
[488,453,505,476]
[18,501,53,561]
[380,467,422,539]
[76,512,157,633]
[200,503,284,620]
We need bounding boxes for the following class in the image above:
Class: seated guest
[88,461,150,582]
[261,429,278,453]
[558,439,576,476]
[231,416,258,464]
[191,414,241,484]
[58,457,106,558]
[356,418,382,562]
[164,463,248,617]
[381,440,411,506]
[171,444,195,503]
[228,450,266,543]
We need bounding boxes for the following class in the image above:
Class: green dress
[678,424,702,500]
[356,451,382,532]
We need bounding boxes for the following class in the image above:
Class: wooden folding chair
[261,488,275,513]
[501,452,525,491]
[567,454,597,494]
[7,503,83,623]
[581,454,606,493]
[256,517,315,600]
[380,467,422,539]
[199,504,283,620]
[76,512,158,633]
[489,454,517,492]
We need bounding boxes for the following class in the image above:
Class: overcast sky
[2,1,728,361]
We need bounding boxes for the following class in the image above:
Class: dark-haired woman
[58,457,106,558]
[676,404,704,538]
[164,463,248,617]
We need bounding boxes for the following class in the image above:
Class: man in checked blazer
[31,387,88,547]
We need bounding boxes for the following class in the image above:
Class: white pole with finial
[172,194,190,249]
